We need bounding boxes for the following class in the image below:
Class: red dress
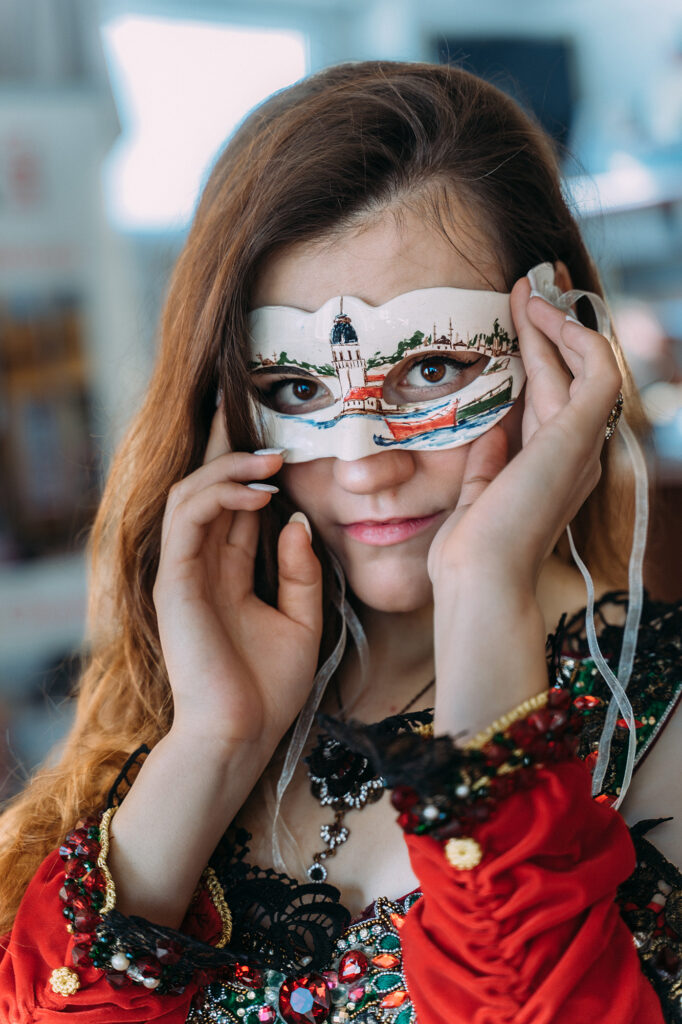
[1,592,680,1023]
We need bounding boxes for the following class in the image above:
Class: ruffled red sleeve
[0,849,205,1022]
[400,759,665,1024]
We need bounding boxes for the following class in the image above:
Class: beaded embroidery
[186,893,420,1024]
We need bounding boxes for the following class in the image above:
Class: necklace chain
[304,677,435,883]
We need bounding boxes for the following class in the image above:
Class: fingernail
[565,312,582,326]
[254,447,286,456]
[289,511,312,541]
[247,482,279,493]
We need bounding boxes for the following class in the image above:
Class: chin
[343,560,434,613]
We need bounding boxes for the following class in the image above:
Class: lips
[340,511,443,546]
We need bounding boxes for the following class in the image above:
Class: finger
[521,284,622,426]
[511,279,572,421]
[161,450,283,552]
[277,514,323,635]
[226,507,261,563]
[454,425,508,517]
[159,481,274,570]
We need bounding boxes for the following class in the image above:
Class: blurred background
[1,0,681,797]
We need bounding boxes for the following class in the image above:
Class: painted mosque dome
[330,312,358,345]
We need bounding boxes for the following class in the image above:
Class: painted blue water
[372,402,514,448]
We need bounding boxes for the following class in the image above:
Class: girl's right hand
[152,400,323,756]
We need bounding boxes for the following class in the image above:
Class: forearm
[433,569,548,741]
[109,728,271,927]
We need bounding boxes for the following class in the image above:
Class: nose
[331,449,417,494]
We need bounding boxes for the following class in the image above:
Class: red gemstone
[62,827,89,853]
[104,969,131,989]
[278,974,330,1023]
[134,956,162,979]
[58,880,78,903]
[74,837,100,861]
[390,786,418,811]
[338,950,368,983]
[573,694,602,710]
[233,963,264,987]
[73,910,102,933]
[527,708,553,733]
[68,893,90,914]
[156,941,183,966]
[71,943,93,967]
[82,868,106,894]
[258,1008,277,1023]
[372,953,400,969]
[390,912,406,930]
[380,989,409,1008]
[64,857,87,879]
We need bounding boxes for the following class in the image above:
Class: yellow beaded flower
[49,966,80,996]
[444,836,483,870]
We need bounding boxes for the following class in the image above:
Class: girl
[1,61,680,1024]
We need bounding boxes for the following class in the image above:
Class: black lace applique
[618,819,682,1023]
[208,826,351,970]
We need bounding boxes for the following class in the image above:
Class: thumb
[277,512,323,637]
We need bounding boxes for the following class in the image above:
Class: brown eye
[420,359,446,383]
[291,380,317,401]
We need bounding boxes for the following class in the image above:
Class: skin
[109,200,680,928]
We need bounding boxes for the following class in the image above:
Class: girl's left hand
[427,274,623,593]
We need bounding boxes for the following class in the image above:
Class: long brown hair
[0,60,647,929]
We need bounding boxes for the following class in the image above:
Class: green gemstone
[379,934,400,951]
[395,1007,413,1024]
[375,973,403,990]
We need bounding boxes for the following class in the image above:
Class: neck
[329,599,436,722]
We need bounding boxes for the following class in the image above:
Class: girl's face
[251,205,522,614]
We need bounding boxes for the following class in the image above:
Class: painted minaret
[330,299,365,395]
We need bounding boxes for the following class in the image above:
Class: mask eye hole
[251,367,336,414]
[382,351,488,406]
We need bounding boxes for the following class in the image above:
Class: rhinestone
[338,950,368,984]
[307,862,328,883]
[278,974,330,1023]
[380,989,409,1008]
[358,928,369,940]
[421,805,439,821]
[455,783,470,798]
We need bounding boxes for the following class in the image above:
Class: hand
[428,275,622,593]
[428,275,622,736]
[152,401,323,754]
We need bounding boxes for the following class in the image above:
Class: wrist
[433,579,548,741]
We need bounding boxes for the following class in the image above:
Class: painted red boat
[383,400,458,440]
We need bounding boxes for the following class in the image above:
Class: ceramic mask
[247,270,546,462]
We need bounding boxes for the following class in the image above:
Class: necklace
[303,677,435,883]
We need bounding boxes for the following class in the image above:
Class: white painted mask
[247,268,546,462]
